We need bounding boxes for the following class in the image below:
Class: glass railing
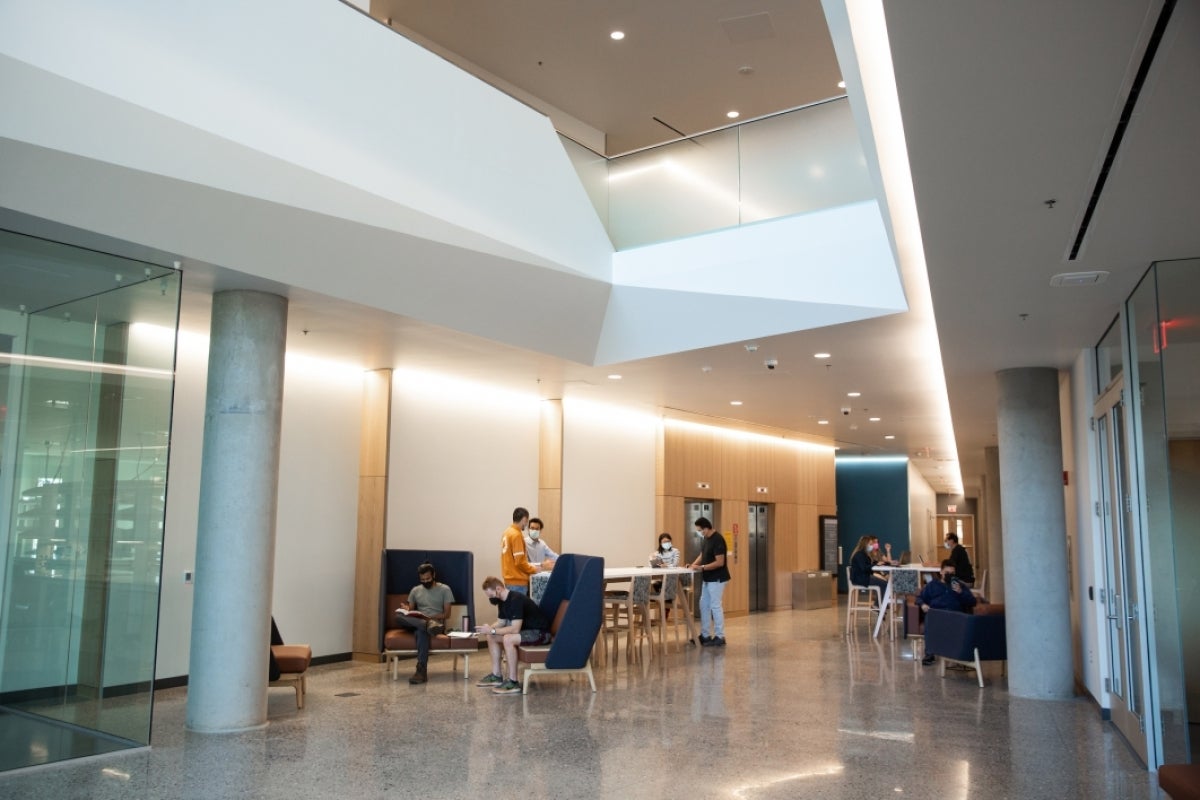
[560,97,874,250]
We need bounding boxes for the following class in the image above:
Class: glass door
[1095,381,1148,764]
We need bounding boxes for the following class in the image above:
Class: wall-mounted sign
[946,504,957,513]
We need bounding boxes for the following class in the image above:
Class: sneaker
[710,636,726,647]
[491,679,522,695]
[408,667,428,684]
[921,654,936,666]
[699,635,712,646]
[475,673,503,687]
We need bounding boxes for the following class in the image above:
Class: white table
[603,567,699,655]
[871,564,941,638]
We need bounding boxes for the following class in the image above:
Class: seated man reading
[919,559,977,665]
[393,562,454,684]
[475,575,552,695]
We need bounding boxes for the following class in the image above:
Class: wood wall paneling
[538,399,563,490]
[353,475,387,659]
[723,498,749,615]
[358,369,391,476]
[656,495,685,541]
[720,434,748,501]
[353,369,391,660]
[746,437,774,502]
[774,447,800,504]
[770,503,799,609]
[538,400,564,553]
[537,488,563,553]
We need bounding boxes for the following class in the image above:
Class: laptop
[898,550,912,565]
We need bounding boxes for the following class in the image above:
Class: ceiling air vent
[1050,271,1109,287]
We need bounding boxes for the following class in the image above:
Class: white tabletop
[874,564,941,572]
[603,566,697,580]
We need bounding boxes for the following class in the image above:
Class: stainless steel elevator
[748,503,770,612]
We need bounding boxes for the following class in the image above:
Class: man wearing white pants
[689,517,730,647]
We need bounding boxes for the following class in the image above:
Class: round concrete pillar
[187,290,288,732]
[984,445,1004,603]
[996,367,1073,699]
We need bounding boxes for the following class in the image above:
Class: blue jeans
[699,579,726,638]
[506,585,527,595]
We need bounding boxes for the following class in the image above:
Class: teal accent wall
[835,460,910,592]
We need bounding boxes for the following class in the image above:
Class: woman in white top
[649,532,680,598]
[649,532,680,568]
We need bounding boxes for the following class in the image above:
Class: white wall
[1068,349,1106,705]
[156,293,363,678]
[388,370,540,618]
[561,398,658,567]
[907,462,936,557]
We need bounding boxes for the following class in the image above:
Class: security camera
[764,358,778,370]
[841,407,851,416]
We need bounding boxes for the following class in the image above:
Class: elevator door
[748,504,769,612]
[684,500,717,618]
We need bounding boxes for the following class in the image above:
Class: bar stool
[845,567,882,635]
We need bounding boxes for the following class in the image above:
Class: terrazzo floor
[0,604,1164,799]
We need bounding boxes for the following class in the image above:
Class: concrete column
[984,445,1004,603]
[996,368,1072,699]
[187,291,288,732]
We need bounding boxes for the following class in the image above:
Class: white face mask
[530,529,541,540]
[944,541,952,550]
[660,543,672,552]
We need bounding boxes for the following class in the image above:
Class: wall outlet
[183,570,194,585]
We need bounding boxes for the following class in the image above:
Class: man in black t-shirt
[474,575,552,694]
[688,517,730,647]
[943,532,975,586]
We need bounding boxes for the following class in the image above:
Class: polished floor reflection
[0,605,1164,799]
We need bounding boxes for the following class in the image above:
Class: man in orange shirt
[500,506,541,594]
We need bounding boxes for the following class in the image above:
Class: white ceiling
[5,0,1197,499]
[356,0,1200,494]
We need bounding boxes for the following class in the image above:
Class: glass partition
[1124,258,1200,764]
[0,229,180,771]
[1152,258,1200,762]
[563,97,872,250]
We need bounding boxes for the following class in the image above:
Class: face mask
[869,543,878,552]
[489,596,502,606]
[420,579,433,588]
[661,543,672,552]
[944,542,952,550]
[529,530,540,540]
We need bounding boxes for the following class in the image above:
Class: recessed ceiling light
[884,435,895,440]
[837,80,846,89]
[610,30,625,40]
[847,391,861,397]
[818,420,829,425]
[730,400,743,406]
[607,374,622,380]
[726,110,740,119]
[814,352,831,359]
[869,417,881,422]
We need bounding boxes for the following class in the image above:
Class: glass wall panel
[739,99,873,224]
[0,229,179,770]
[598,97,871,250]
[1096,315,1123,396]
[1155,257,1200,762]
[1126,262,1189,764]
[608,127,740,249]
